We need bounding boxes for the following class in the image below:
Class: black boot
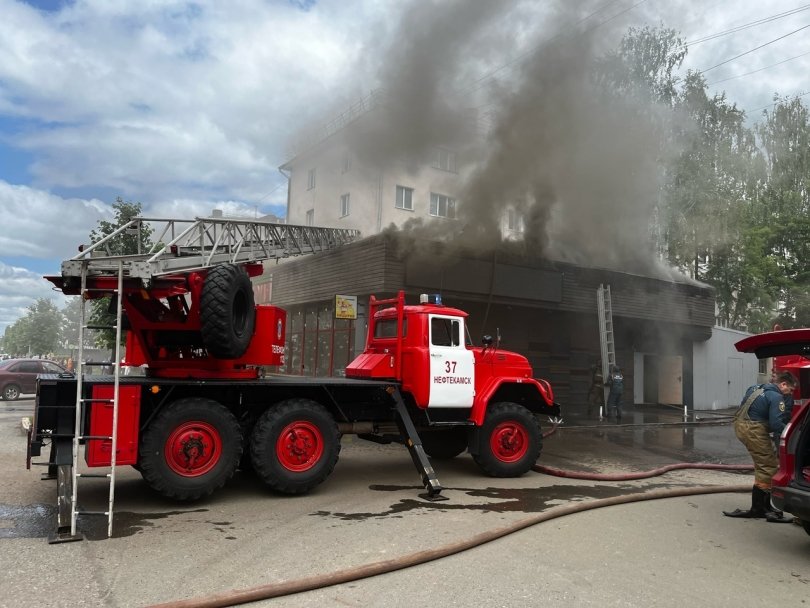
[763,490,794,523]
[723,486,767,518]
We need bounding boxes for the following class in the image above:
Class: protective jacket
[606,370,623,394]
[741,383,788,436]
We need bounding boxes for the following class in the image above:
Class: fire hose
[149,447,754,608]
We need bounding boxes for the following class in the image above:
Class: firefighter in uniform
[723,371,797,522]
[605,364,624,422]
[587,363,604,416]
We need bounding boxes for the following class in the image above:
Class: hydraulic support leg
[387,387,447,501]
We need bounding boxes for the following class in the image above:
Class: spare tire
[200,264,255,359]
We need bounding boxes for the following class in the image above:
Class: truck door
[428,315,474,408]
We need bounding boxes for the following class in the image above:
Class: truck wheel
[139,398,242,500]
[200,264,255,359]
[2,383,21,401]
[250,399,340,494]
[472,402,542,477]
[421,429,468,459]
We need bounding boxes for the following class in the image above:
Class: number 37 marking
[445,360,457,373]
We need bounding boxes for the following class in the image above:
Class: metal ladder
[68,260,125,540]
[597,284,616,419]
[61,216,361,282]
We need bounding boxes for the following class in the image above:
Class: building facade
[265,234,718,412]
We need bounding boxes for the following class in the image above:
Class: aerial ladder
[597,284,616,420]
[51,216,359,542]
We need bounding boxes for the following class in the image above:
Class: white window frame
[395,185,414,211]
[340,193,350,218]
[305,209,314,226]
[432,148,457,173]
[307,168,316,190]
[429,192,456,219]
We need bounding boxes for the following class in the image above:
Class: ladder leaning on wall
[597,284,616,420]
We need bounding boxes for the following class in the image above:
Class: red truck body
[29,261,558,541]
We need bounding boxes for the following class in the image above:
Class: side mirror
[482,335,493,346]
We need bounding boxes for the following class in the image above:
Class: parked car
[736,328,810,537]
[0,358,67,401]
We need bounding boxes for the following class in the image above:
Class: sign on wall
[335,295,357,320]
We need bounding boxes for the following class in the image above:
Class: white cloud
[0,180,112,258]
[0,0,375,201]
[0,260,69,331]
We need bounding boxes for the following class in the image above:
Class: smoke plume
[296,0,693,280]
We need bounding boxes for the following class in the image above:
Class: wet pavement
[2,400,807,607]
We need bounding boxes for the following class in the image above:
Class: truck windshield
[375,318,406,338]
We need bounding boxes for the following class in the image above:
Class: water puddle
[0,503,210,541]
[311,481,675,521]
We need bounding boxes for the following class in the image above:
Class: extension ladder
[597,284,616,419]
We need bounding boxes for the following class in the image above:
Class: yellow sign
[335,295,357,320]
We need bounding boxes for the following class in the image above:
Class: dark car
[736,328,810,537]
[0,358,67,401]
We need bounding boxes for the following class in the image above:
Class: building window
[432,148,457,173]
[395,185,414,211]
[340,193,350,218]
[507,208,524,232]
[307,168,316,190]
[342,151,352,173]
[306,209,314,225]
[430,192,456,219]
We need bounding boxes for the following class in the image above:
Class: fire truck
[26,216,559,542]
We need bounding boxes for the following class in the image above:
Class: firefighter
[723,371,796,522]
[587,362,604,416]
[605,364,624,421]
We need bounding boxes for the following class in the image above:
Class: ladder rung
[82,361,115,366]
[78,435,113,441]
[29,462,54,467]
[85,324,116,330]
[80,398,115,404]
[76,510,111,516]
[82,288,119,294]
[76,473,111,479]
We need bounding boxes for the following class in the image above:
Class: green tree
[596,24,686,107]
[61,297,83,350]
[755,96,810,328]
[1,299,62,356]
[88,198,153,348]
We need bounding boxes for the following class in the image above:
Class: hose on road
[149,478,751,608]
[534,461,754,480]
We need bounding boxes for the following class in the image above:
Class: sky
[0,0,808,336]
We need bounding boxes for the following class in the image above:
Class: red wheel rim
[489,421,529,463]
[276,421,324,472]
[165,421,222,477]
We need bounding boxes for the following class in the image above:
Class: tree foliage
[89,198,153,349]
[1,299,63,356]
[607,26,809,332]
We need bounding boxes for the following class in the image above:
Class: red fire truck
[27,216,559,542]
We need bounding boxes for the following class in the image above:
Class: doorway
[642,354,683,405]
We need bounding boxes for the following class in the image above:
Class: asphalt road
[1,399,808,608]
